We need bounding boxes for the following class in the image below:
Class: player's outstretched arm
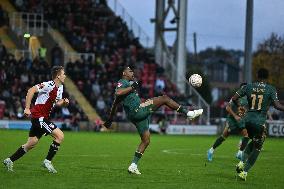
[225,102,241,121]
[273,101,284,111]
[24,86,38,117]
[109,97,119,120]
[231,93,241,106]
[103,97,120,128]
[115,81,138,96]
[115,87,132,96]
[226,93,242,121]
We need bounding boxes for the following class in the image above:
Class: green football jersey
[236,82,279,114]
[115,79,141,116]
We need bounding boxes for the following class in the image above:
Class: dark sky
[114,0,284,52]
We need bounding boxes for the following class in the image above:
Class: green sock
[242,141,253,162]
[212,136,226,149]
[176,105,188,116]
[240,137,250,151]
[132,151,143,164]
[244,148,260,172]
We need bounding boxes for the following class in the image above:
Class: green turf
[1,129,284,189]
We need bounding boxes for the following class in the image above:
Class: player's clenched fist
[103,120,112,128]
[24,108,31,117]
[131,81,139,90]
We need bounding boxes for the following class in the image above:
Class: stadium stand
[0,42,88,124]
[8,0,193,124]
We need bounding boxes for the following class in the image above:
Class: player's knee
[54,131,64,143]
[222,130,229,138]
[57,133,64,143]
[222,133,229,138]
[241,129,248,137]
[162,95,169,102]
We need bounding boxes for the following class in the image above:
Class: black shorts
[29,117,58,139]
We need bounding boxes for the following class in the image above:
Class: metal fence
[108,0,153,48]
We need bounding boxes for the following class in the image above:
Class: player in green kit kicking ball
[231,68,284,181]
[207,83,249,162]
[103,67,203,175]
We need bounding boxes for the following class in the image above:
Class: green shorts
[132,117,151,136]
[239,112,266,138]
[128,100,156,135]
[226,117,241,132]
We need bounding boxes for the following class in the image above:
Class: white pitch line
[57,154,110,157]
[162,149,183,154]
[28,154,110,157]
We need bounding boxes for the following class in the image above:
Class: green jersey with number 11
[236,82,278,116]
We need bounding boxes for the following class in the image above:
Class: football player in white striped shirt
[3,66,69,173]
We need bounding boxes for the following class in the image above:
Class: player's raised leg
[151,95,203,120]
[3,136,39,172]
[42,128,64,173]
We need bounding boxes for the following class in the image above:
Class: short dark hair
[51,66,64,79]
[120,66,133,76]
[123,66,130,71]
[257,68,269,80]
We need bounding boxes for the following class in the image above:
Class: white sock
[209,147,214,153]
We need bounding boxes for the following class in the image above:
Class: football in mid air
[189,74,202,87]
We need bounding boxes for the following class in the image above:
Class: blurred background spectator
[0,44,87,122]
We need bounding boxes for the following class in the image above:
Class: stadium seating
[9,0,188,123]
[0,46,87,123]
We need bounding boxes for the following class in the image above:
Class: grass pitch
[1,129,284,189]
